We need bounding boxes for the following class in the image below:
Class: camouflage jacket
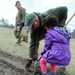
[15,7,26,26]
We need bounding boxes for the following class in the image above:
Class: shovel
[34,57,42,75]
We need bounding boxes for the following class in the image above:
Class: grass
[0,27,75,75]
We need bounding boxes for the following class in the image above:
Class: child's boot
[42,72,49,75]
[51,72,56,75]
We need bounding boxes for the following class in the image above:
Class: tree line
[0,18,75,38]
[0,18,14,28]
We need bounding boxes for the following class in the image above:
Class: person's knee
[40,57,46,64]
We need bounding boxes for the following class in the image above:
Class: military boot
[25,59,34,72]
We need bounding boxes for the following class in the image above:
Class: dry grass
[0,27,75,75]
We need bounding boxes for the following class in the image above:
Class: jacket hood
[53,26,72,39]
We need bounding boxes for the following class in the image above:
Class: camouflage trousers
[14,25,23,43]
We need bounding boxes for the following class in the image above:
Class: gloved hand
[22,23,24,26]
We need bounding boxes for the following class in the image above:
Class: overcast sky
[0,0,75,31]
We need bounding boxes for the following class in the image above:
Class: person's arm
[41,33,52,55]
[21,8,26,26]
[29,30,38,58]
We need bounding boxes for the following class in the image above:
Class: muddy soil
[0,49,69,75]
[0,49,35,75]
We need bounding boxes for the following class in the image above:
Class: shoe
[25,59,33,72]
[22,39,25,42]
[22,36,28,43]
[51,72,56,75]
[42,71,52,75]
[42,72,49,75]
[22,39,28,43]
[15,42,20,46]
[42,71,56,75]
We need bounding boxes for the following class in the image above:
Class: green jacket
[42,6,68,27]
[30,6,68,43]
[15,7,26,26]
[29,6,68,58]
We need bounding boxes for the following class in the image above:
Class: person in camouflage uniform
[14,1,26,46]
[25,6,68,75]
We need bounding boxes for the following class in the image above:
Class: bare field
[0,27,75,75]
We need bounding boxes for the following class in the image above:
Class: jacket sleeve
[41,33,52,56]
[21,8,26,23]
[29,29,39,58]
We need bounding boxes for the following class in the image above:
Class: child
[40,14,72,75]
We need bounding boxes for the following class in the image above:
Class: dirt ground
[0,49,35,75]
[0,49,71,75]
[0,28,75,75]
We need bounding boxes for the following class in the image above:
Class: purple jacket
[41,26,72,66]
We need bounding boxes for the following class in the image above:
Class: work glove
[22,23,24,26]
